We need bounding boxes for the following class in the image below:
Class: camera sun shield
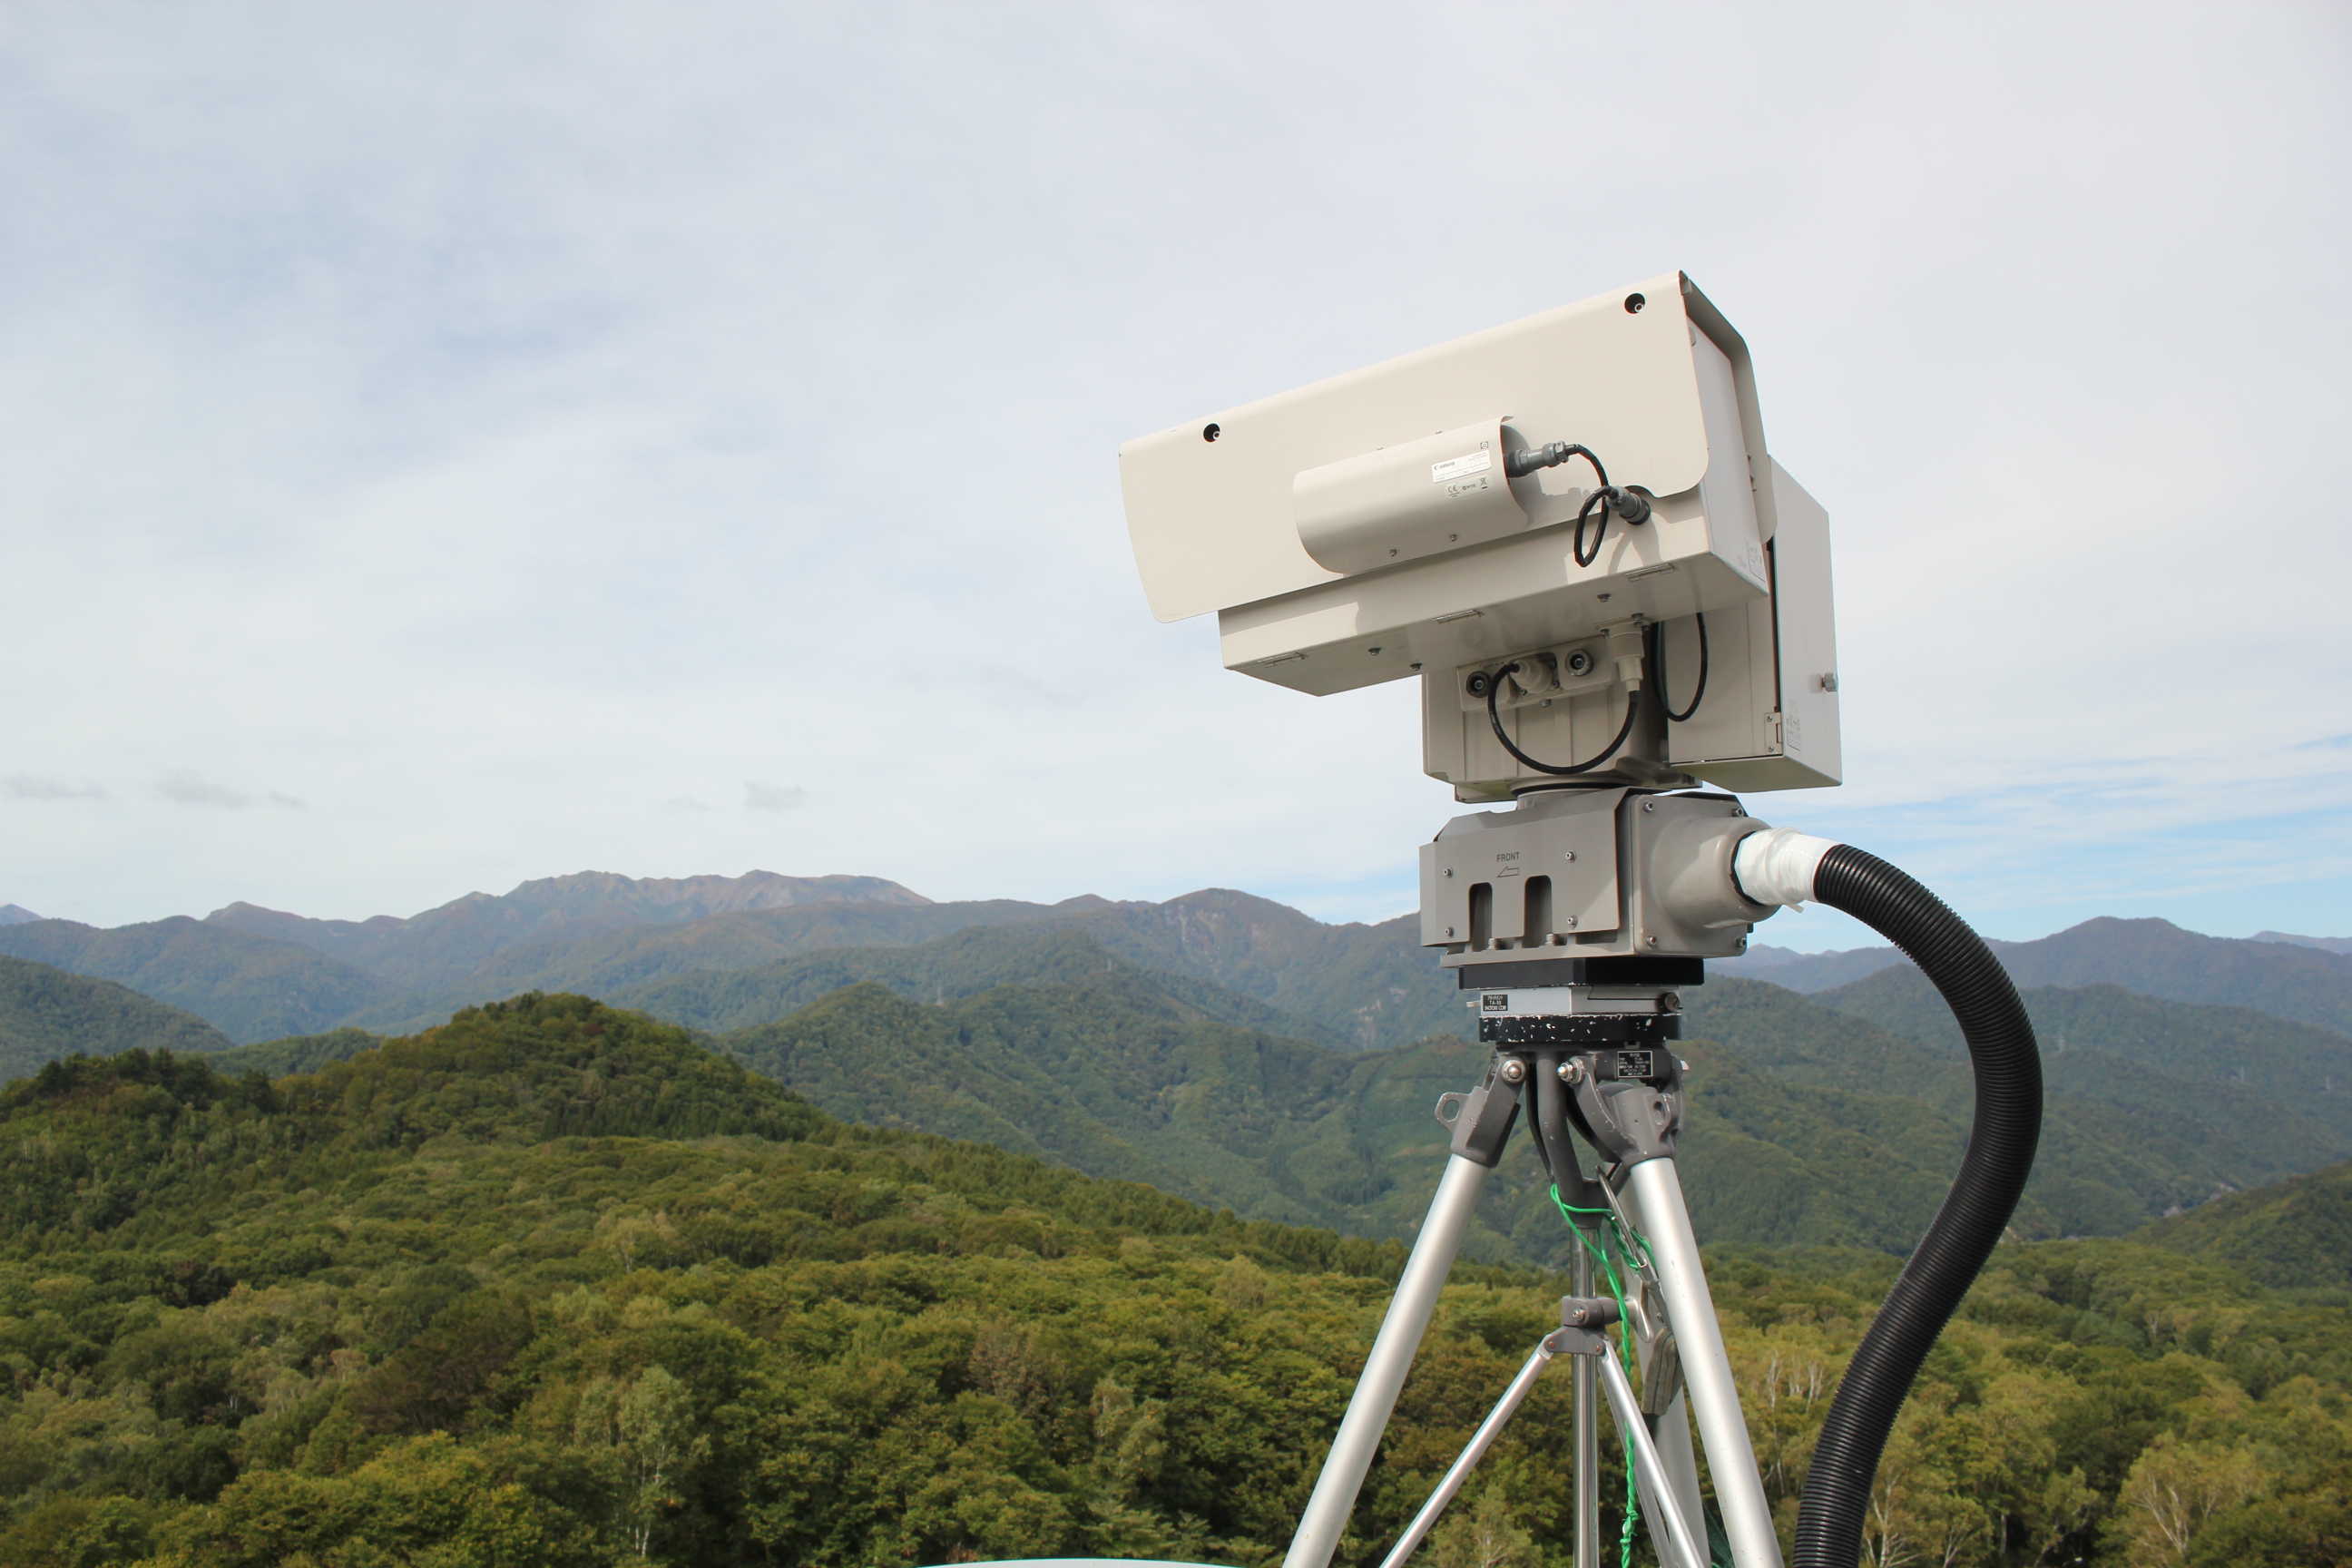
[1119,271,1840,797]
[1118,272,1774,700]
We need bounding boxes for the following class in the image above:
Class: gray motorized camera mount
[1118,275,2043,1568]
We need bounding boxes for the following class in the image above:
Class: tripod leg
[1615,1184,1712,1560]
[1624,1158,1781,1568]
[1595,1348,1709,1568]
[1644,1391,1707,1568]
[1374,1335,1560,1568]
[1284,1152,1493,1568]
[1573,1246,1600,1568]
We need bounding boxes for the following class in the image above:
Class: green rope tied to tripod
[1551,1185,1649,1568]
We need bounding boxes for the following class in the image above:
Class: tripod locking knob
[1559,1296,1622,1329]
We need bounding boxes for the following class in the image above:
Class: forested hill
[2136,1157,2352,1289]
[0,957,231,1081]
[705,968,2346,1256]
[37,951,2336,1259]
[1,995,2346,1567]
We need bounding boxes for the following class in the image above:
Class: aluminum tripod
[1282,1037,1780,1568]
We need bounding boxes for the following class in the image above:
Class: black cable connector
[1504,441,1608,484]
[1481,663,1641,778]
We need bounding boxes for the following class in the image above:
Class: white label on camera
[1430,449,1492,485]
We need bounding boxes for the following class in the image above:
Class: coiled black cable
[1504,439,1650,568]
[1794,847,2043,1568]
[1571,491,1612,569]
[1481,663,1641,778]
[1571,485,1654,569]
[1655,615,1708,723]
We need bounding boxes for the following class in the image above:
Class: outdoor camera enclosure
[1119,272,1839,799]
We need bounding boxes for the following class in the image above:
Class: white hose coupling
[1731,827,1843,910]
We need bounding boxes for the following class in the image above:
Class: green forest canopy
[0,995,2344,1566]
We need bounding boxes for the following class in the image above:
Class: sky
[2,1,2347,951]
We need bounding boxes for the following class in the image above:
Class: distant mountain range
[1,867,2346,1256]
[15,926,2336,1258]
[204,869,926,994]
[2257,929,2352,956]
[0,872,1444,1046]
[0,904,42,926]
[1717,916,2352,1034]
[6,869,2349,1052]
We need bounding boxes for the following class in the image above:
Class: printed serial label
[1430,449,1493,485]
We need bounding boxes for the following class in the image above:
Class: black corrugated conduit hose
[1732,830,2043,1568]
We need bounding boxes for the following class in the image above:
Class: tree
[2117,1435,2262,1566]
[1431,1488,1540,1568]
[573,1365,706,1558]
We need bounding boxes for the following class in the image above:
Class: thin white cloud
[743,782,808,812]
[156,770,301,809]
[3,776,107,801]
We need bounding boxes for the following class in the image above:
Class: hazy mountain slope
[1812,967,2352,1141]
[710,975,1994,1260]
[2134,1158,2352,1289]
[0,916,397,1044]
[1705,943,1910,991]
[719,978,1361,1232]
[206,868,928,993]
[334,894,1122,1030]
[0,955,235,1078]
[1681,978,2348,1229]
[1067,891,1452,1049]
[216,874,1455,1051]
[615,923,1340,1044]
[1994,917,2352,1034]
[2256,930,2352,956]
[0,904,41,926]
[700,963,2334,1255]
[604,889,1451,1051]
[1710,917,2352,1036]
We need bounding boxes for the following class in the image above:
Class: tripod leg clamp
[1436,1059,1522,1168]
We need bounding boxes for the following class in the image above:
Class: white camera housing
[1118,272,1838,797]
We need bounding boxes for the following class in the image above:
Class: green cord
[1551,1186,1647,1568]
